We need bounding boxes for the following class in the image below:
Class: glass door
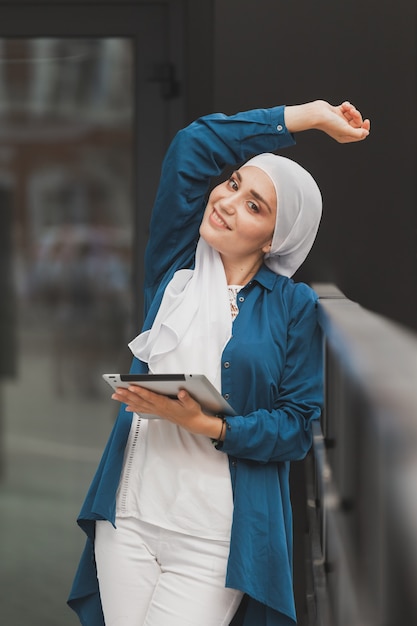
[0,5,183,625]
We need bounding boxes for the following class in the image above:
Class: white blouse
[115,285,242,540]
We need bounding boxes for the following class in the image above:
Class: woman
[68,99,370,626]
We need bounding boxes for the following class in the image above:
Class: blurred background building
[0,1,415,625]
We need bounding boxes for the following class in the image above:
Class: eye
[248,201,260,213]
[227,176,238,191]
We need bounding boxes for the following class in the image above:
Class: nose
[219,193,237,215]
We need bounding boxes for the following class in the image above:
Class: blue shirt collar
[251,263,282,291]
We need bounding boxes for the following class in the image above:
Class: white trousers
[95,517,243,626]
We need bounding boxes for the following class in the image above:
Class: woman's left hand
[111,385,225,439]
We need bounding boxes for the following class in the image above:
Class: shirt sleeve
[144,106,296,294]
[218,285,323,463]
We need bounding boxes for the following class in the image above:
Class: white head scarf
[129,154,322,390]
[242,153,322,277]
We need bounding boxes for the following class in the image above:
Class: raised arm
[284,100,370,143]
[143,100,370,304]
[144,106,295,295]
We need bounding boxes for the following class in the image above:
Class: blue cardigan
[68,106,323,626]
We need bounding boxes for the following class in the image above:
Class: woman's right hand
[284,99,371,143]
[111,385,226,441]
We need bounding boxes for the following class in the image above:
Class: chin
[199,231,223,256]
[200,231,215,249]
[199,222,212,245]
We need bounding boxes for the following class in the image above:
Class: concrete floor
[0,336,117,626]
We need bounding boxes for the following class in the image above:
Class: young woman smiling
[68,99,370,626]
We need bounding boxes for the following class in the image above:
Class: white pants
[95,517,243,626]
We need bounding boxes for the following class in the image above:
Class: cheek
[239,217,273,245]
[200,187,224,234]
[202,188,218,218]
[199,206,216,244]
[241,227,274,254]
[200,202,213,234]
[208,182,223,200]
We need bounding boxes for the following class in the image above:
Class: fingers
[110,385,198,419]
[338,127,370,143]
[363,118,371,132]
[111,385,167,414]
[340,101,370,131]
[341,102,362,125]
[110,386,214,436]
[177,389,194,405]
[334,101,370,142]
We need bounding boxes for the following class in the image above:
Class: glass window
[0,38,135,625]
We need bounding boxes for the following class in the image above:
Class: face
[199,166,277,266]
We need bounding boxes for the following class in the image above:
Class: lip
[209,208,231,230]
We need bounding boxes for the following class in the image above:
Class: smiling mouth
[211,209,231,229]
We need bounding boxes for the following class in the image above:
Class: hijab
[243,153,322,278]
[129,154,322,390]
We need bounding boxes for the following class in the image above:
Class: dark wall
[186,5,417,622]
[188,0,417,331]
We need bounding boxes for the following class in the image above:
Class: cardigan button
[224,361,230,369]
[224,393,230,400]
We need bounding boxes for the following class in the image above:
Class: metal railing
[305,284,417,626]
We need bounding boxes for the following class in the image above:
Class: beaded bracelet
[211,416,226,445]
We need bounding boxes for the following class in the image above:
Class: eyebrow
[234,170,273,214]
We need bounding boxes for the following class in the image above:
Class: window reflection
[0,38,134,384]
[0,38,135,625]
[31,224,131,397]
[0,39,133,120]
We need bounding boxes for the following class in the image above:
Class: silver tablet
[102,373,236,419]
